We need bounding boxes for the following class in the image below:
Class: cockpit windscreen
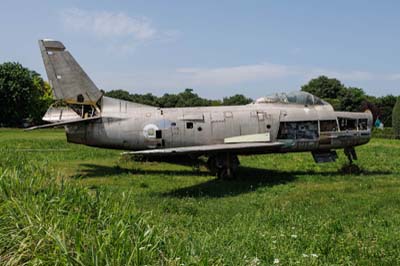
[255,91,328,106]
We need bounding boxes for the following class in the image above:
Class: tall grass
[0,158,162,265]
[0,129,400,265]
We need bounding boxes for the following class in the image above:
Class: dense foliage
[221,94,254,106]
[372,127,395,139]
[0,62,52,127]
[301,76,345,100]
[393,97,400,138]
[302,76,397,126]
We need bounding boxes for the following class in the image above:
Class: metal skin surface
[36,39,373,178]
[69,96,371,152]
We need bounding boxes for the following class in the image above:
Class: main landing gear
[206,153,240,180]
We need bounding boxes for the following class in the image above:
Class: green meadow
[0,128,399,265]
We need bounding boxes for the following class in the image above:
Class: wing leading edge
[123,142,284,157]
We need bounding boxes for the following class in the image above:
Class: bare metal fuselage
[66,96,372,154]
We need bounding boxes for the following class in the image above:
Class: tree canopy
[222,94,253,106]
[0,62,52,127]
[301,75,397,126]
[301,76,346,99]
[104,89,252,107]
[392,97,400,138]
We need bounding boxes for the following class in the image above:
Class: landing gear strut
[344,147,358,164]
[342,147,361,174]
[207,153,240,179]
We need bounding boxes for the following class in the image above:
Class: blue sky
[1,0,399,99]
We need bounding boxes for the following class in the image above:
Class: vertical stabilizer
[38,39,102,105]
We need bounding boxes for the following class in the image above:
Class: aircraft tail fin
[38,39,102,106]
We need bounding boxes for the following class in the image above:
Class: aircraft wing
[123,142,284,157]
[25,116,101,131]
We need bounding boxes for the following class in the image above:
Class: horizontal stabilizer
[123,142,283,157]
[25,116,101,131]
[42,105,81,123]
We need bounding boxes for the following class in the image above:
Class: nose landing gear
[344,147,358,164]
[342,147,361,174]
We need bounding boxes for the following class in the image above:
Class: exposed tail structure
[38,39,103,107]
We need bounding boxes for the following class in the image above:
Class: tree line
[301,76,398,127]
[0,62,52,127]
[0,61,399,137]
[103,89,253,108]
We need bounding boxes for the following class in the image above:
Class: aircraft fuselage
[36,39,373,178]
[66,96,372,155]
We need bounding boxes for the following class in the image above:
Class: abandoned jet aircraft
[30,39,373,178]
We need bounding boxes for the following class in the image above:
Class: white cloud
[173,64,385,88]
[176,63,296,86]
[306,69,375,82]
[61,7,179,52]
[62,8,156,40]
[307,68,400,84]
[388,73,400,80]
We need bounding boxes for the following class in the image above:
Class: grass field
[0,128,399,265]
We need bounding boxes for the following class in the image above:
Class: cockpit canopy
[255,91,328,106]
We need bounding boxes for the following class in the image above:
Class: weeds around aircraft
[29,40,373,179]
